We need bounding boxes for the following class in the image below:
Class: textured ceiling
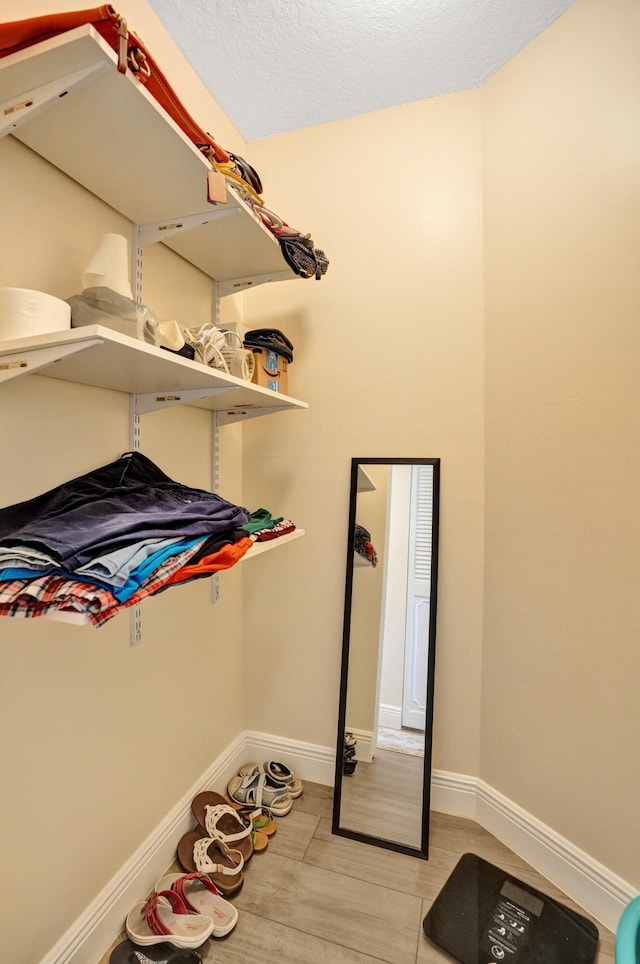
[146,0,576,141]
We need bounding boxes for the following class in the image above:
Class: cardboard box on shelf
[251,346,289,394]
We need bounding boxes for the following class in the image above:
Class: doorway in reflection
[333,458,440,858]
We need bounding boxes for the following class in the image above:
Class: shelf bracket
[215,402,295,426]
[0,338,103,384]
[217,269,293,298]
[137,208,241,247]
[126,383,238,643]
[129,602,142,646]
[133,385,238,415]
[0,61,109,139]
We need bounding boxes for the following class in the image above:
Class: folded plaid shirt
[0,574,114,618]
[0,538,205,627]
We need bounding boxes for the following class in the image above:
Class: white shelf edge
[243,529,305,560]
[0,25,298,289]
[354,551,374,567]
[1,26,311,637]
[40,611,91,627]
[37,530,306,627]
[0,325,308,420]
[357,466,377,492]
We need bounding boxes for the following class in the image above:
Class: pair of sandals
[343,733,358,775]
[176,790,255,898]
[176,788,280,895]
[124,869,238,951]
[227,761,303,816]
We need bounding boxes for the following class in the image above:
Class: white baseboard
[342,726,373,763]
[431,767,479,819]
[475,779,635,934]
[431,768,635,934]
[41,740,634,962]
[242,730,335,786]
[39,733,248,964]
[378,703,402,729]
[40,731,333,964]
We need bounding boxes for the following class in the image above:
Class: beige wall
[0,2,253,961]
[0,142,246,963]
[480,0,640,885]
[1,0,637,959]
[240,90,486,771]
[239,0,638,893]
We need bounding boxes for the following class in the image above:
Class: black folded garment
[244,328,294,363]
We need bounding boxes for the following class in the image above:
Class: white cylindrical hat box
[0,287,72,341]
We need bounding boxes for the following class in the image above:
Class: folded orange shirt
[166,537,253,587]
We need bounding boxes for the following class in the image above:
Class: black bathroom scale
[422,853,599,964]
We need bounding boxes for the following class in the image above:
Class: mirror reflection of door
[379,464,435,742]
[333,458,440,858]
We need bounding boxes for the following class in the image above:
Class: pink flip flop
[125,890,213,948]
[156,872,238,938]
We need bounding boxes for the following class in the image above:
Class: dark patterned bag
[279,237,329,281]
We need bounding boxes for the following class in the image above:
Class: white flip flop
[125,890,213,948]
[156,872,238,938]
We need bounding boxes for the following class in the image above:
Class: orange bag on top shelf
[0,6,330,279]
[0,4,231,164]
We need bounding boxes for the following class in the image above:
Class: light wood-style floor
[100,780,615,964]
[339,747,425,849]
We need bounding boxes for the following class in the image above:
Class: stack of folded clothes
[0,452,295,627]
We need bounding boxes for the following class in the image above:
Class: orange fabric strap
[0,5,230,164]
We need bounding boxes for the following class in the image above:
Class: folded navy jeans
[0,451,250,572]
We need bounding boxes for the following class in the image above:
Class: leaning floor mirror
[332,457,440,858]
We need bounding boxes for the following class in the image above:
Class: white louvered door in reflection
[401,465,434,730]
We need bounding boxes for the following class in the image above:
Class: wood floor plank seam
[98,781,616,964]
[299,811,322,864]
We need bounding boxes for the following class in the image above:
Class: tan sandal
[177,830,244,896]
[191,791,254,863]
[227,770,293,816]
[223,798,278,836]
[238,760,304,798]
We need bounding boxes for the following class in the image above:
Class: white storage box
[0,287,71,341]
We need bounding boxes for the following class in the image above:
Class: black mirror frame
[331,456,441,859]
